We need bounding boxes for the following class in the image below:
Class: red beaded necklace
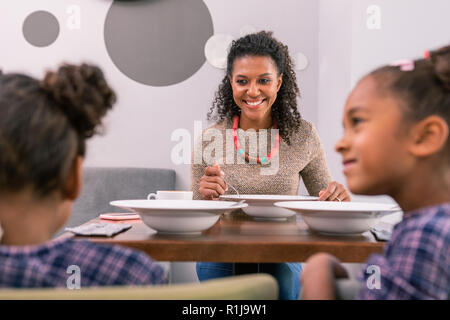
[232,115,280,164]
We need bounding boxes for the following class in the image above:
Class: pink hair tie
[389,59,415,71]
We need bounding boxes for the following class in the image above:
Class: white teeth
[246,100,263,106]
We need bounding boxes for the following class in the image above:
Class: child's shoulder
[44,238,154,276]
[60,239,165,285]
[394,203,450,253]
[402,203,450,234]
[63,238,151,263]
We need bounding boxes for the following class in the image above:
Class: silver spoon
[224,178,240,197]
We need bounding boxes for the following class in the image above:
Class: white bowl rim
[219,194,318,201]
[110,199,247,211]
[274,201,400,213]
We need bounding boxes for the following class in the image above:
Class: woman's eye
[351,117,364,126]
[259,79,270,84]
[236,79,247,85]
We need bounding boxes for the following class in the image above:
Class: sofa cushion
[59,167,176,233]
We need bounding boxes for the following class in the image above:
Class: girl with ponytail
[302,45,450,300]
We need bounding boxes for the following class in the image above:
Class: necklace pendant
[232,115,280,165]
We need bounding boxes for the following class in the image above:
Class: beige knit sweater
[190,118,332,200]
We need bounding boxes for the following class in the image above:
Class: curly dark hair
[207,31,302,145]
[0,63,116,197]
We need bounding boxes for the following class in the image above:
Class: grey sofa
[54,166,176,282]
[58,167,176,233]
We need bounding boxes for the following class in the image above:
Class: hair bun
[430,45,450,91]
[41,63,116,137]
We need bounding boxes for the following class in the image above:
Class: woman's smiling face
[229,55,282,125]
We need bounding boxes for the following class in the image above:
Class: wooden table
[64,210,385,264]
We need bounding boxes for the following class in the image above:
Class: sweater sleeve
[300,123,332,196]
[190,133,207,200]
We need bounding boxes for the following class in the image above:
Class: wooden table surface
[64,210,385,263]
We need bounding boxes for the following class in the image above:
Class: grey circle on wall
[23,11,60,47]
[104,0,214,87]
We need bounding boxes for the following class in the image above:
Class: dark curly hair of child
[0,63,116,197]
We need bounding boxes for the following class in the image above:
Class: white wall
[317,0,353,190]
[350,0,450,86]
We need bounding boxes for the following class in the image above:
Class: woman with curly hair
[190,31,350,300]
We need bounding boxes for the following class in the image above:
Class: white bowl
[274,201,400,234]
[220,194,318,220]
[110,199,247,234]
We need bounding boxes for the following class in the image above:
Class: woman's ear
[277,74,283,91]
[408,115,449,157]
[63,156,83,201]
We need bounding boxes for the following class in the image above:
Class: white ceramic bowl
[274,201,400,234]
[220,195,318,220]
[110,199,247,234]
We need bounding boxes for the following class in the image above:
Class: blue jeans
[196,262,302,300]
